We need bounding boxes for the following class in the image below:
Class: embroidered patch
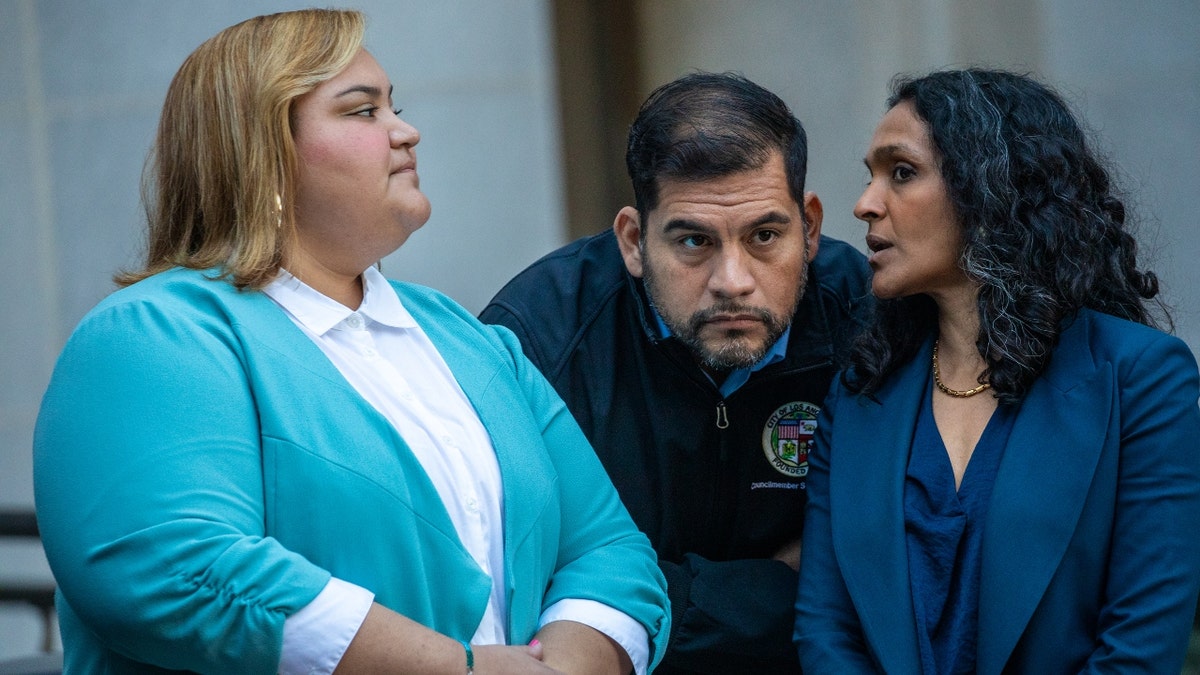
[761,401,818,477]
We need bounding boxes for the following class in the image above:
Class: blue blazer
[794,310,1200,674]
[34,268,670,674]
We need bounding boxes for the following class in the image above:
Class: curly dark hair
[845,68,1167,403]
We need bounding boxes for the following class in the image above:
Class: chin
[703,336,767,367]
[870,279,902,300]
[394,209,431,236]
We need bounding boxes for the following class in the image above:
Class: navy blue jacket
[796,311,1200,673]
[481,229,870,673]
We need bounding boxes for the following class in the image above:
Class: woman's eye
[892,165,916,181]
[354,106,379,117]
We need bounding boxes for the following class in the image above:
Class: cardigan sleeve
[33,296,330,673]
[495,324,673,671]
[1083,331,1200,672]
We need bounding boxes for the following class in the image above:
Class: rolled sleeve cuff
[280,577,375,675]
[538,598,650,675]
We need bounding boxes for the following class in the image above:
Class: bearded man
[480,72,870,674]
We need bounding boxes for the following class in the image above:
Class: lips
[390,152,417,175]
[865,234,892,253]
[702,312,766,334]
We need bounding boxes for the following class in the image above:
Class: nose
[388,116,420,148]
[709,247,756,299]
[853,181,882,223]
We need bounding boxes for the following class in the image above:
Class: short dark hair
[625,72,808,220]
[847,68,1166,403]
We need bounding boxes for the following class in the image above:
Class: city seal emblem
[761,401,819,477]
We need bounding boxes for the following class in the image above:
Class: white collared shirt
[266,267,648,674]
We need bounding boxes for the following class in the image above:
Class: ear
[801,192,824,262]
[613,206,645,278]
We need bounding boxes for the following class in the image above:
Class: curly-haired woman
[793,68,1200,674]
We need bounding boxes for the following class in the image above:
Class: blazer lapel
[977,316,1112,675]
[833,340,931,674]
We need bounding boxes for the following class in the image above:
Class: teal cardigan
[34,268,670,673]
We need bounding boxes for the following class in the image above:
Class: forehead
[650,152,797,223]
[866,101,937,162]
[309,49,388,97]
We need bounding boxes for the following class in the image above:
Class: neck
[283,245,367,310]
[932,286,987,389]
[932,285,980,351]
[285,260,365,309]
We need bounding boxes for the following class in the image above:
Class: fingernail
[530,639,540,647]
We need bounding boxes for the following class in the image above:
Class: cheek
[762,264,804,312]
[645,257,700,314]
[299,133,385,174]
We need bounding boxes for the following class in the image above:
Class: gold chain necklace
[932,339,991,398]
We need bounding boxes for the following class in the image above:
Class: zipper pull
[715,401,729,429]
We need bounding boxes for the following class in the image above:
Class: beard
[643,254,805,373]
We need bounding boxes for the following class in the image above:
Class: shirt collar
[262,266,416,336]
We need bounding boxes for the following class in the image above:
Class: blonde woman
[34,9,669,674]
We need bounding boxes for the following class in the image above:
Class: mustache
[689,303,774,330]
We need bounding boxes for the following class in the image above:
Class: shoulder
[94,267,232,306]
[479,229,630,368]
[74,268,251,339]
[808,235,872,309]
[1067,309,1189,357]
[390,278,525,362]
[1055,309,1198,384]
[45,269,265,407]
[482,229,626,318]
[802,236,873,356]
[389,278,475,320]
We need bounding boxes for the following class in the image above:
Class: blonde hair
[118,8,366,289]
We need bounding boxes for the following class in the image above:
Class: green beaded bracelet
[460,640,474,675]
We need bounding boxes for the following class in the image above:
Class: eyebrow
[334,84,394,99]
[662,211,792,234]
[864,143,919,167]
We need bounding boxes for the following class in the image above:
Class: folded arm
[1084,334,1200,672]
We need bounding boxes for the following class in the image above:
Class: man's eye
[679,235,707,249]
[753,230,778,244]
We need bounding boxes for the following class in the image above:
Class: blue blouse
[905,384,1016,675]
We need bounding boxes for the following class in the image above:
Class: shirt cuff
[280,577,375,675]
[538,599,650,675]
